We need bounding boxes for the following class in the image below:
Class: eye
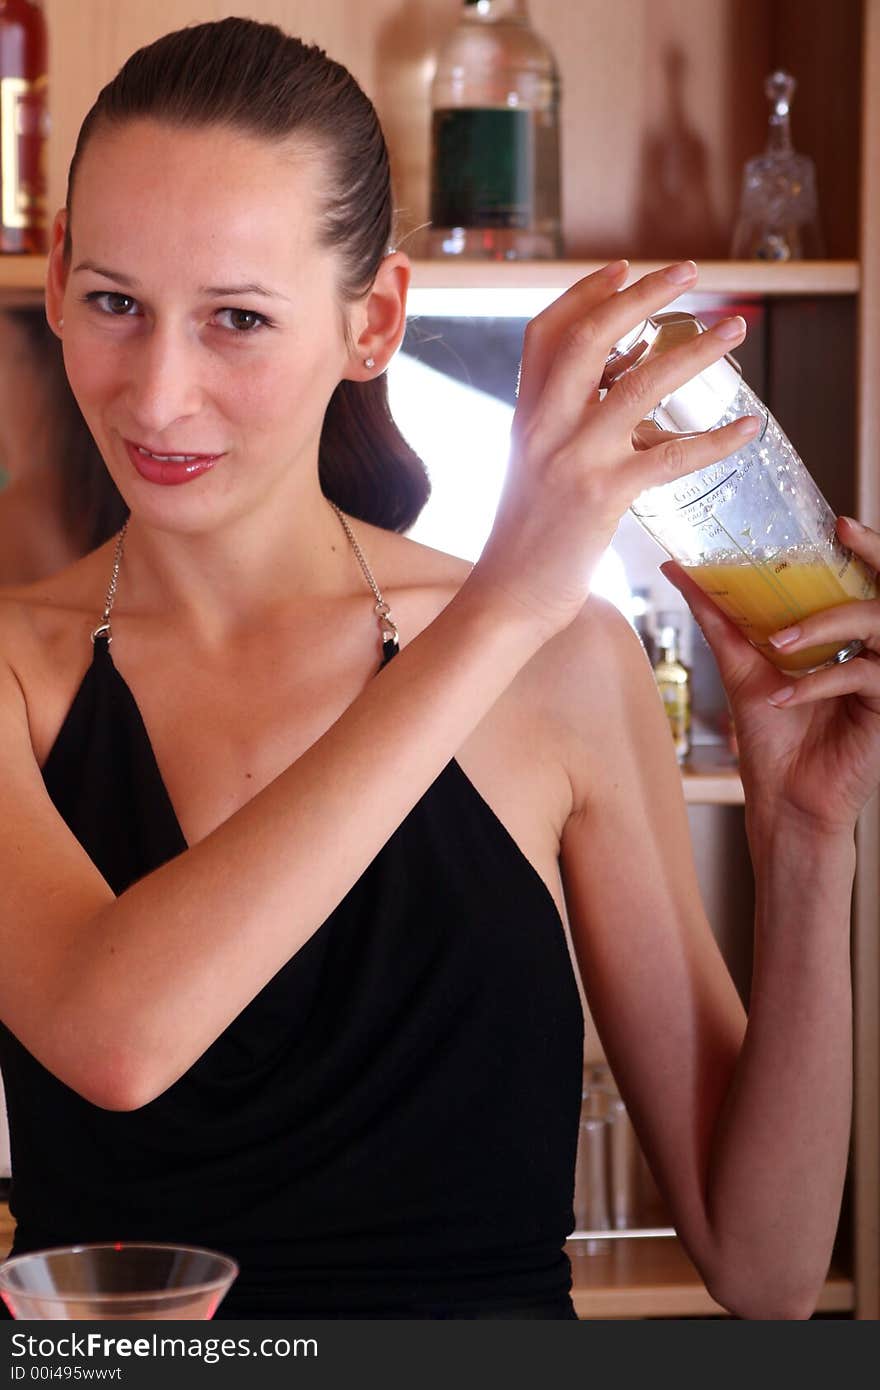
[214,308,270,334]
[82,291,140,316]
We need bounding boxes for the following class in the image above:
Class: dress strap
[91,520,129,647]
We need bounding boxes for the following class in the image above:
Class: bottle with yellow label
[0,0,48,254]
[653,622,691,765]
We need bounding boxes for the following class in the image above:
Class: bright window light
[387,350,633,617]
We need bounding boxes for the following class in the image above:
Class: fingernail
[601,258,629,278]
[767,686,795,706]
[732,414,762,437]
[665,260,697,284]
[769,625,801,648]
[840,515,864,530]
[714,315,747,340]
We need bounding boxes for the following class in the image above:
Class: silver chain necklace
[327,502,400,661]
[90,518,129,645]
[91,506,400,664]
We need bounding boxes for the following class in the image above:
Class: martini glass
[0,1242,238,1320]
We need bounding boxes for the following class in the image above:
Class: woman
[0,18,877,1321]
[0,309,128,584]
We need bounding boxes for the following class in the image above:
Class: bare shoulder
[0,543,112,617]
[0,545,112,692]
[350,519,479,638]
[0,583,39,680]
[528,595,668,817]
[367,520,656,759]
[538,592,650,702]
[353,519,475,596]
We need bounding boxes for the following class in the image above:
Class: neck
[104,467,375,652]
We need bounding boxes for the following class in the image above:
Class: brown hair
[5,309,129,552]
[63,17,429,533]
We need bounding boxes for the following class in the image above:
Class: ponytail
[319,376,428,532]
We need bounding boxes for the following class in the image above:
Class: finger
[516,260,699,440]
[765,651,880,713]
[514,259,630,418]
[836,514,880,570]
[660,559,766,690]
[598,315,749,440]
[615,413,761,507]
[767,599,880,660]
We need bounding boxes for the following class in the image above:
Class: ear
[343,251,411,381]
[44,208,69,337]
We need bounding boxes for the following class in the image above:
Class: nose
[123,321,205,435]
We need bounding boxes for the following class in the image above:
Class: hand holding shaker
[600,312,877,674]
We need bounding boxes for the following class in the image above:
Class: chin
[112,485,231,537]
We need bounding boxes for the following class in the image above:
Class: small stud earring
[364,357,376,370]
[58,318,64,330]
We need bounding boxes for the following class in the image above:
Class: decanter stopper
[765,70,796,127]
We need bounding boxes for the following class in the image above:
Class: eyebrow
[71,261,291,301]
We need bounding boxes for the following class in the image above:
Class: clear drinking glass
[596,1100,639,1230]
[0,1242,238,1320]
[587,1066,639,1231]
[601,312,877,675]
[572,1080,612,1255]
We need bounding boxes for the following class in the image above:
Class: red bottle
[0,0,48,253]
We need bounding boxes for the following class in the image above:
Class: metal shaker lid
[601,311,742,434]
[600,312,700,389]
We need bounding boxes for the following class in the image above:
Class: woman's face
[51,119,360,532]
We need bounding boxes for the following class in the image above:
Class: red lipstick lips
[125,439,221,486]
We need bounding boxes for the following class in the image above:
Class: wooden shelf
[565,1236,854,1319]
[410,259,859,293]
[0,257,860,310]
[681,750,744,805]
[406,260,859,318]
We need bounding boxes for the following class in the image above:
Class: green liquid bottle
[428,0,562,261]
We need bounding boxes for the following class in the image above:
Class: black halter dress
[0,585,584,1319]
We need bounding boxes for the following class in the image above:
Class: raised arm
[642,517,880,1317]
[557,596,854,1320]
[0,262,759,1110]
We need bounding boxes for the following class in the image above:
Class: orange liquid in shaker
[685,545,877,673]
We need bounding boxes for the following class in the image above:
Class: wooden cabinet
[1,0,877,1319]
